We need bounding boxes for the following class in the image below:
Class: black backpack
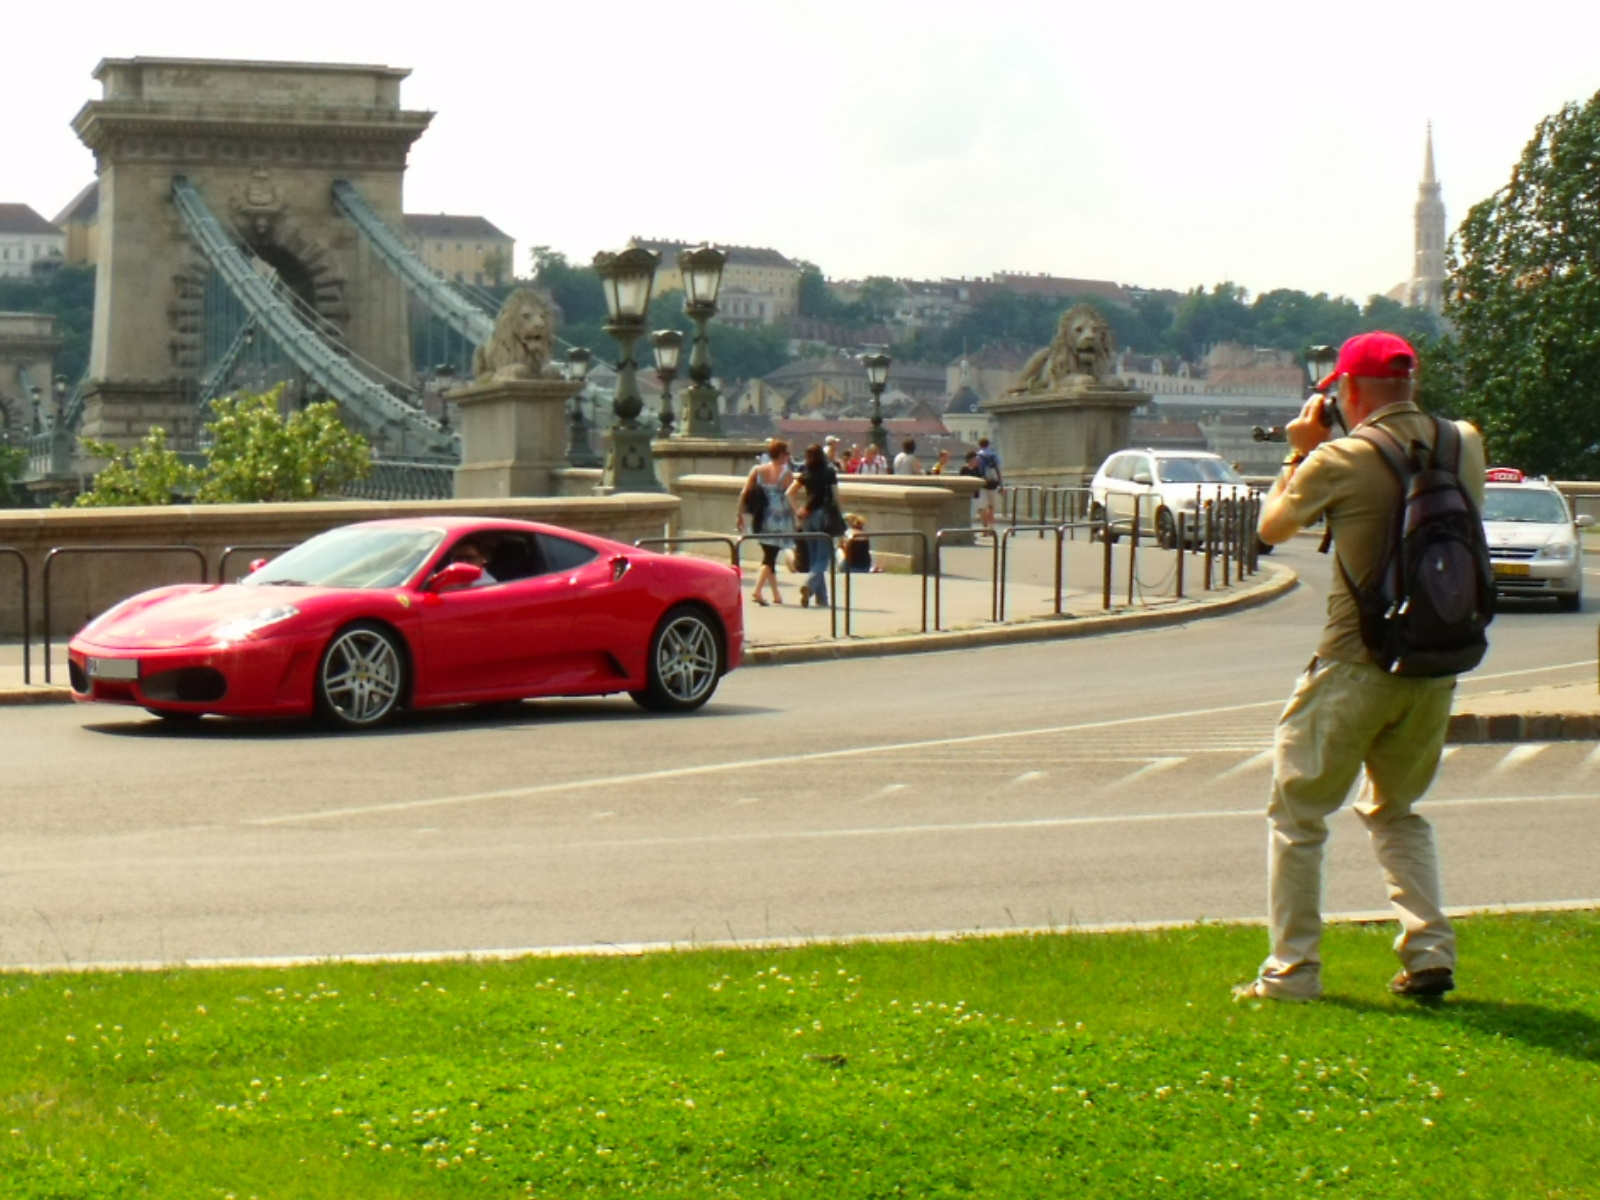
[1335,417,1495,677]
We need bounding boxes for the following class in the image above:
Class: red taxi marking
[1485,466,1525,483]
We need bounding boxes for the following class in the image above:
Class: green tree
[530,246,608,327]
[0,265,95,385]
[0,442,28,508]
[75,426,201,507]
[1443,89,1600,477]
[197,390,372,502]
[75,387,371,507]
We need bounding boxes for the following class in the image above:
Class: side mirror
[1132,471,1153,486]
[430,561,483,592]
[1575,514,1594,529]
[247,558,269,574]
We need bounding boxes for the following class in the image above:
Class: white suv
[1089,449,1250,548]
[1482,469,1591,611]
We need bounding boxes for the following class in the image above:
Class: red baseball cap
[1333,331,1416,380]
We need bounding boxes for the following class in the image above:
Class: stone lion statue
[1009,303,1120,392]
[473,288,560,381]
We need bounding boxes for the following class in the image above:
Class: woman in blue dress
[735,439,796,606]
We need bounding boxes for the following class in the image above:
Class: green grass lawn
[3,913,1597,1198]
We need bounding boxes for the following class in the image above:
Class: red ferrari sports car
[67,517,744,729]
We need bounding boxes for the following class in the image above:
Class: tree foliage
[0,443,29,508]
[75,388,371,507]
[0,265,95,384]
[1443,89,1600,477]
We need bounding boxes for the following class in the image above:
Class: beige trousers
[1257,658,1457,998]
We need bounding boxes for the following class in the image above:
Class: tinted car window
[538,534,600,573]
[1109,455,1136,482]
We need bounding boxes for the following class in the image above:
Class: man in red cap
[1233,331,1486,1004]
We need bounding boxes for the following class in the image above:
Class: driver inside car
[448,538,498,587]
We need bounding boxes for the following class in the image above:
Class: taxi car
[1481,468,1591,611]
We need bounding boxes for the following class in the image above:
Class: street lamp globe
[566,346,593,383]
[862,353,892,451]
[595,246,659,325]
[651,329,685,438]
[1304,344,1338,390]
[679,244,727,314]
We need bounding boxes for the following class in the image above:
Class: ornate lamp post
[677,244,728,438]
[862,353,892,452]
[29,387,42,435]
[564,346,602,467]
[650,330,684,438]
[593,245,663,491]
[1304,344,1338,395]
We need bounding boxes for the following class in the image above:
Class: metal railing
[933,527,1001,630]
[1,548,30,685]
[838,529,931,636]
[42,546,208,685]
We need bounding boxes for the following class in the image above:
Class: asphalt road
[3,541,1596,970]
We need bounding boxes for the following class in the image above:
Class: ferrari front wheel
[631,605,722,713]
[316,621,406,730]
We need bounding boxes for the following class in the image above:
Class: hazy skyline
[4,0,1597,305]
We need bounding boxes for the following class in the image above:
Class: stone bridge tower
[71,57,433,445]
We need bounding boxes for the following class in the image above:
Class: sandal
[752,595,769,607]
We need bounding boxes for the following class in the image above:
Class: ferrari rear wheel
[316,621,406,730]
[631,605,723,713]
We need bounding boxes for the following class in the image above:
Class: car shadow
[1323,995,1600,1064]
[79,698,778,741]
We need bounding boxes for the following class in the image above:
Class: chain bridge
[30,57,516,495]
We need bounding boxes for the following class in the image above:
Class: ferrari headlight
[211,604,299,642]
[1537,540,1576,562]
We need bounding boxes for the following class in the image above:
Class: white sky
[4,0,1597,303]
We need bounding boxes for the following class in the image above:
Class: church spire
[1408,124,1446,317]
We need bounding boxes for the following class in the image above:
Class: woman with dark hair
[735,439,795,605]
[786,442,839,608]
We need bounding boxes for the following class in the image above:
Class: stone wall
[0,495,677,639]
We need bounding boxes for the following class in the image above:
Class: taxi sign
[1485,466,1525,483]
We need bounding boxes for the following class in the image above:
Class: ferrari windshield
[243,526,446,589]
[1156,457,1245,485]
[1481,488,1570,524]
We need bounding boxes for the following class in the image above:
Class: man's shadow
[1326,995,1600,1064]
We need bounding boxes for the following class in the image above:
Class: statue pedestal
[453,377,582,499]
[981,383,1147,488]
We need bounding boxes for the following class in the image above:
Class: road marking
[1214,749,1274,781]
[1493,744,1549,773]
[1104,757,1186,791]
[514,791,1600,854]
[248,696,1290,826]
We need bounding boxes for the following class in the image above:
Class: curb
[0,685,72,706]
[742,563,1298,666]
[1446,711,1600,744]
[0,568,1298,706]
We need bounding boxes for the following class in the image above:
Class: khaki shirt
[1279,401,1486,665]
